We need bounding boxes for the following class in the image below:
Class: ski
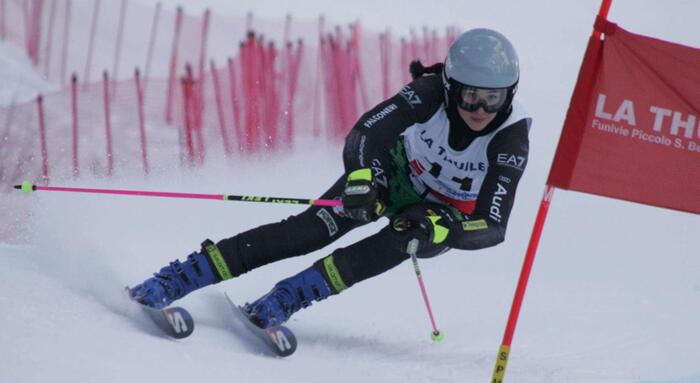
[124,287,195,339]
[224,292,297,357]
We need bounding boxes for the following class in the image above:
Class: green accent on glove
[323,256,347,293]
[347,168,373,182]
[374,201,386,216]
[462,219,488,231]
[427,216,449,244]
[203,241,233,281]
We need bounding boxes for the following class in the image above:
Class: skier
[130,28,531,329]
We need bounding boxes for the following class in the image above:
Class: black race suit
[215,74,531,293]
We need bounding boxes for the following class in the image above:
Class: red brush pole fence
[210,60,232,156]
[135,68,150,175]
[83,0,100,85]
[42,0,57,77]
[71,73,79,177]
[60,0,71,86]
[0,0,6,40]
[143,1,161,95]
[379,31,390,101]
[262,40,278,149]
[196,9,211,133]
[185,64,205,163]
[112,0,128,84]
[227,56,242,148]
[351,22,368,113]
[311,15,324,138]
[102,71,114,176]
[165,6,183,124]
[283,40,303,147]
[36,95,49,182]
[181,75,195,164]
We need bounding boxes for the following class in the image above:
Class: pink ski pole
[14,181,343,207]
[407,238,444,342]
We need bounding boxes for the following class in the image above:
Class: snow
[1,1,700,383]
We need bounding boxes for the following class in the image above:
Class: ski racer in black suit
[130,28,532,329]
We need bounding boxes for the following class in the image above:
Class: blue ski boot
[130,240,230,309]
[245,266,332,329]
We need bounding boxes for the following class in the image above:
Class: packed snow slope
[2,1,699,382]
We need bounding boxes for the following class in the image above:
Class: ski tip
[14,181,36,193]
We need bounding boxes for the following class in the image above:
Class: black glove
[390,203,459,254]
[341,168,385,222]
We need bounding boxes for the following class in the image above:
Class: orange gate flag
[547,17,700,214]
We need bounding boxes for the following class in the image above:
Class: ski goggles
[451,83,509,113]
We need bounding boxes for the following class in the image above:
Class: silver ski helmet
[443,28,519,113]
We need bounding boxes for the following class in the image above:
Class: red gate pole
[181,76,195,164]
[36,95,49,183]
[165,6,183,124]
[491,185,555,383]
[135,68,149,175]
[42,0,57,77]
[490,2,612,382]
[351,21,368,112]
[227,56,242,148]
[210,60,232,156]
[83,0,100,86]
[311,15,324,138]
[102,71,114,176]
[143,1,161,95]
[285,40,303,147]
[60,0,71,86]
[0,0,6,40]
[71,73,79,177]
[196,9,211,132]
[378,32,388,101]
[111,0,128,86]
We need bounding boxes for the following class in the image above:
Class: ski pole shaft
[13,181,342,207]
[407,238,444,342]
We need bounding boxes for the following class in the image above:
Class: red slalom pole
[135,68,150,175]
[14,181,343,208]
[71,73,79,177]
[0,0,6,40]
[196,9,211,132]
[491,186,554,383]
[227,57,242,147]
[165,6,183,124]
[491,3,612,383]
[210,60,232,156]
[42,0,57,77]
[181,76,195,164]
[143,2,161,95]
[83,0,100,85]
[112,0,128,84]
[102,71,114,176]
[36,95,49,182]
[311,15,324,138]
[60,0,71,86]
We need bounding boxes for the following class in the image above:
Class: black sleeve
[342,75,443,179]
[446,118,531,250]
